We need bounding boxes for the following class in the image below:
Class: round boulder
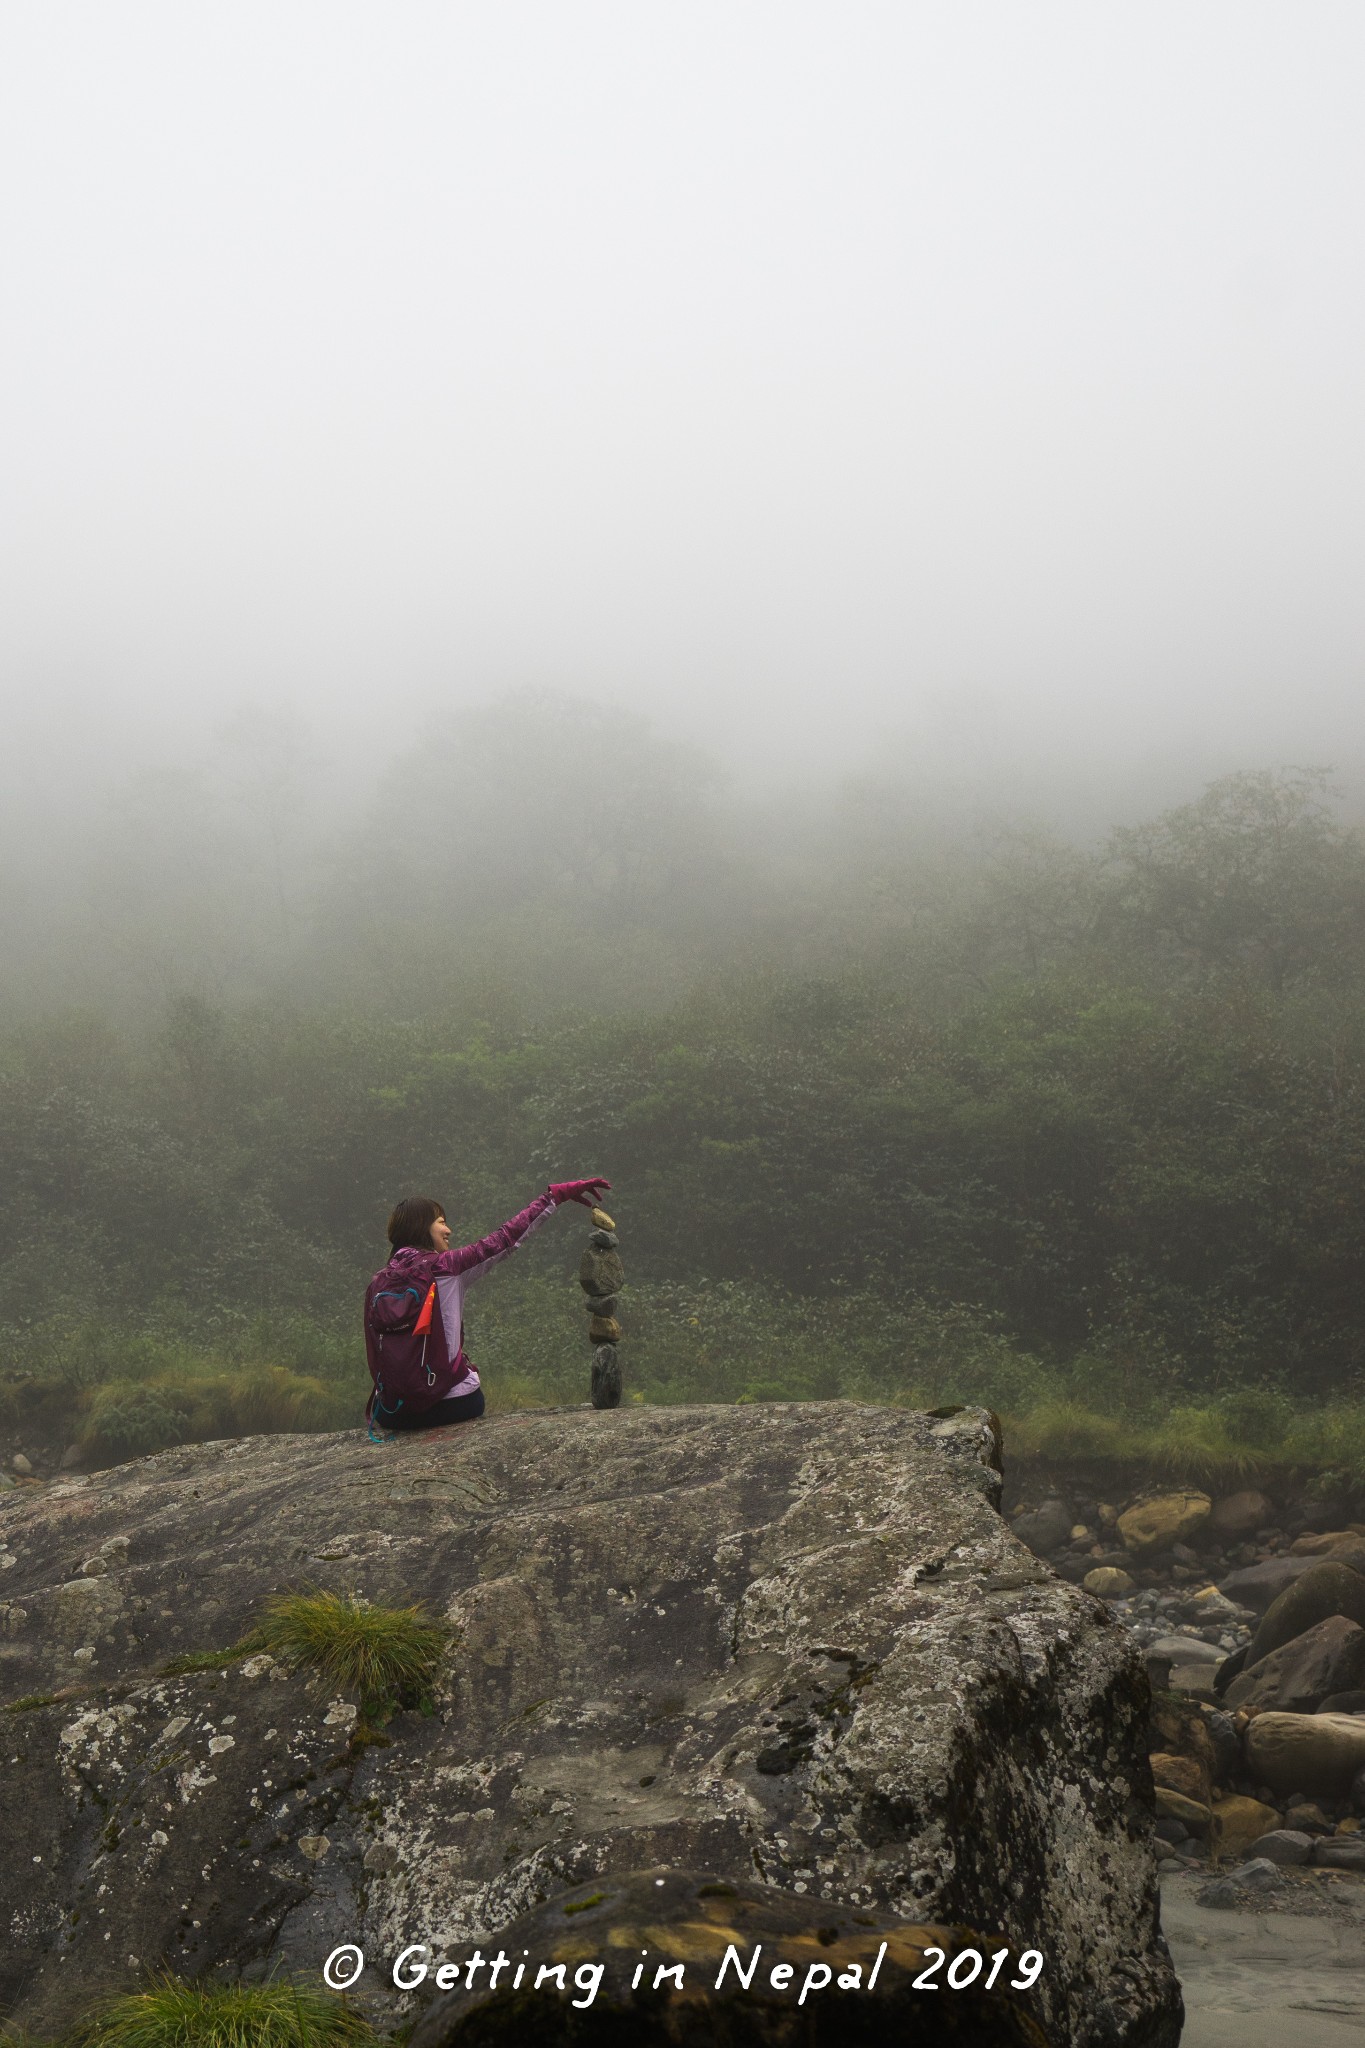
[1245,1711,1365,1799]
[1011,1498,1072,1557]
[1210,1490,1274,1539]
[1246,1829,1313,1866]
[1150,1752,1208,1804]
[1154,1786,1211,1836]
[1117,1491,1212,1557]
[1210,1796,1281,1856]
[1083,1565,1135,1599]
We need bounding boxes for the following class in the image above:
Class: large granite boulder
[0,1404,1180,2045]
[1247,1560,1365,1663]
[1224,1616,1365,1713]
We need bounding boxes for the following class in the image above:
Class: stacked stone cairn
[579,1205,624,1409]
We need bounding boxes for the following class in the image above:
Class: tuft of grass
[3,1692,58,1714]
[66,1974,376,2047]
[1005,1397,1134,1463]
[254,1590,449,1715]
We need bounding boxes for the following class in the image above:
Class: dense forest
[4,705,1364,1482]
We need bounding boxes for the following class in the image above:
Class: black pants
[387,1385,486,1431]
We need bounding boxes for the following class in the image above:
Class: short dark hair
[386,1196,446,1253]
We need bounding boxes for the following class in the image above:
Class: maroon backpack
[364,1252,457,1430]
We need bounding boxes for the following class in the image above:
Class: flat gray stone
[1313,1835,1365,1870]
[1245,1829,1314,1865]
[1227,1857,1284,1892]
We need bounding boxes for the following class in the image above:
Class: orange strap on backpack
[413,1283,436,1336]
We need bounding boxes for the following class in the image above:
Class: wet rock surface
[0,1404,1178,2044]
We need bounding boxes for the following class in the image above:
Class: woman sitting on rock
[364,1180,609,1435]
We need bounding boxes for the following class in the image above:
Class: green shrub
[79,1368,354,1464]
[84,1384,193,1460]
[66,1975,375,2047]
[256,1591,449,1714]
[1214,1386,1295,1450]
[1284,1401,1365,1483]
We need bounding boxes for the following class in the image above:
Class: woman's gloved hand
[548,1177,612,1208]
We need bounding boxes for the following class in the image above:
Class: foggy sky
[3,3,1364,815]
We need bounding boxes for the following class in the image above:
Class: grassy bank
[4,1271,1362,1496]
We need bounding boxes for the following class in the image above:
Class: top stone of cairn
[591,1207,615,1230]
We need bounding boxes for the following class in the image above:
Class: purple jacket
[363,1190,557,1418]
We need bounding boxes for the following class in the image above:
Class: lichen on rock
[0,1404,1179,2044]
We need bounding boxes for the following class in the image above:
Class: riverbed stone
[1210,1796,1281,1856]
[1226,1615,1365,1714]
[1151,1697,1217,1782]
[1185,1585,1245,1625]
[1245,1710,1365,1798]
[1246,1829,1313,1865]
[1209,1490,1274,1539]
[1150,1752,1208,1804]
[1248,1560,1365,1664]
[1117,1492,1212,1557]
[1010,1497,1071,1556]
[1282,1799,1333,1835]
[1155,1787,1211,1836]
[1312,1835,1365,1870]
[1218,1556,1320,1614]
[1289,1528,1365,1557]
[0,1404,1180,2045]
[1144,1634,1221,1692]
[1084,1565,1136,1598]
[1226,1857,1283,1893]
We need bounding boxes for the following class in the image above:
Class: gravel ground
[1162,1870,1365,2046]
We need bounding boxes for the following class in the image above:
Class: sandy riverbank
[1162,1871,1365,2045]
